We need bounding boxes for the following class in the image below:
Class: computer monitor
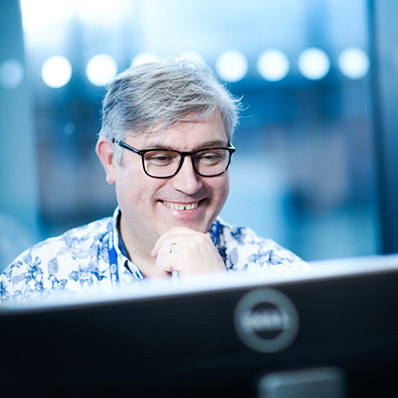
[1,254,398,397]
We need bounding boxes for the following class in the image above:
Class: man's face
[112,112,230,253]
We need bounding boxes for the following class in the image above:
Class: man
[0,58,307,302]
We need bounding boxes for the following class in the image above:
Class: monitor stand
[257,367,345,398]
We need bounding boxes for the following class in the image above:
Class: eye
[144,151,178,165]
[196,150,225,164]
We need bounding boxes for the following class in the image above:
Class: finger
[155,249,176,275]
[156,264,172,278]
[152,238,178,257]
[151,227,199,256]
[153,243,174,277]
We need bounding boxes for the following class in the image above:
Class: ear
[96,137,117,184]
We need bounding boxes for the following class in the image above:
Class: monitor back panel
[1,268,398,397]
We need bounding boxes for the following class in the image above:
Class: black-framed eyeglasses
[112,138,236,178]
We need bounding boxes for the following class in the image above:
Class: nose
[170,156,203,194]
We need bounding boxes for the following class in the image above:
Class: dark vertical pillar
[370,0,398,253]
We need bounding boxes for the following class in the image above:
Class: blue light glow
[216,50,248,82]
[86,54,118,86]
[257,49,289,81]
[0,59,24,89]
[177,51,205,64]
[338,47,369,79]
[41,56,72,88]
[298,48,330,80]
[131,53,159,67]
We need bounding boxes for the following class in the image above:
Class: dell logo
[241,307,285,334]
[234,289,299,353]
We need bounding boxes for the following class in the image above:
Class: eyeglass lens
[143,148,231,177]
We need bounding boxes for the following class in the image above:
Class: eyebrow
[140,139,230,151]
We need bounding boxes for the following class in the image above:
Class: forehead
[132,112,228,150]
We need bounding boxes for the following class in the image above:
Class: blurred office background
[1,0,398,271]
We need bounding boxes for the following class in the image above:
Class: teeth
[164,202,199,211]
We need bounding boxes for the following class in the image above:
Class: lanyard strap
[108,227,120,286]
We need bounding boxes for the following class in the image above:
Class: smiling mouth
[162,201,200,211]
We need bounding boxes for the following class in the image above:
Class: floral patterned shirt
[0,208,308,302]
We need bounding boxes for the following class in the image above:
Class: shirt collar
[111,207,146,280]
[111,207,125,257]
[112,208,130,258]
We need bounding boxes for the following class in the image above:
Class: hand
[151,227,226,278]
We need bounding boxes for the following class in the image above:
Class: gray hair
[98,57,241,162]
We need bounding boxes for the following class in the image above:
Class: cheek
[116,167,164,210]
[212,176,229,206]
[115,168,142,207]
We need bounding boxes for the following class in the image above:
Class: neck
[118,215,160,278]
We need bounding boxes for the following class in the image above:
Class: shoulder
[24,216,111,262]
[218,218,264,245]
[217,217,278,249]
[217,218,309,273]
[0,216,112,302]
